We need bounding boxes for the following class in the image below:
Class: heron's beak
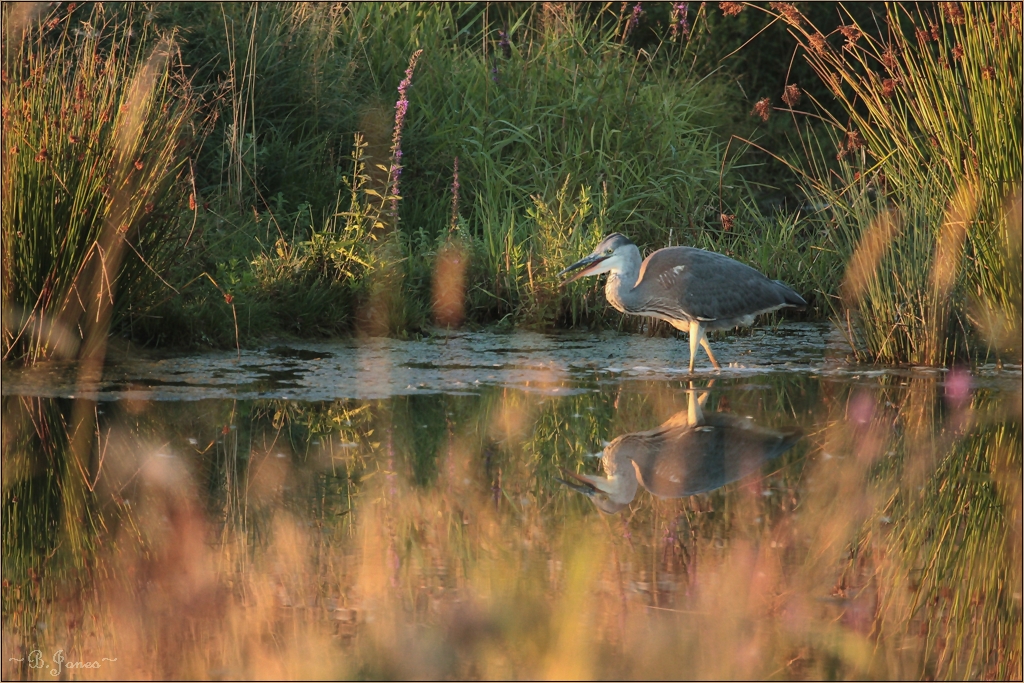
[558,253,609,284]
[555,468,599,496]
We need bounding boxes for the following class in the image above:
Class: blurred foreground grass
[2,371,1019,679]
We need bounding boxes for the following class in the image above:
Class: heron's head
[558,233,638,283]
[556,467,635,514]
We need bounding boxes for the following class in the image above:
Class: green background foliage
[2,2,1020,367]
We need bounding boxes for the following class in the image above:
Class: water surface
[2,324,1020,679]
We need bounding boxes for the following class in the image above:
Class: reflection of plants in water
[809,377,1022,679]
[862,389,1022,679]
[1,377,1020,679]
[3,399,69,559]
[2,397,72,664]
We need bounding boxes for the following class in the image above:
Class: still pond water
[2,324,1021,679]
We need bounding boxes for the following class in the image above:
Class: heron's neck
[604,246,642,314]
[600,436,642,505]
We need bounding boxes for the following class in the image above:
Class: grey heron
[558,233,807,372]
[558,383,802,513]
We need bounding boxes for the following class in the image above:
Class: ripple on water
[1,323,1019,401]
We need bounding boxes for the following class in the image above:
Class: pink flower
[671,3,690,38]
[389,49,424,215]
[450,156,461,230]
[625,3,643,37]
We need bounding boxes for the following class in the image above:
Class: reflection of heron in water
[558,383,802,513]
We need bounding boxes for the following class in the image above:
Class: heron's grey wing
[637,248,799,323]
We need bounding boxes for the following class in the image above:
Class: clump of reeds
[769,2,1021,365]
[1,4,200,364]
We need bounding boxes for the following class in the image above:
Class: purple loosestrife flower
[450,156,460,231]
[626,2,643,36]
[498,29,511,58]
[671,3,690,38]
[389,49,423,216]
[630,3,643,26]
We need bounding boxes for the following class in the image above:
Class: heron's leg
[697,378,715,408]
[688,320,700,373]
[698,328,722,370]
[686,381,706,425]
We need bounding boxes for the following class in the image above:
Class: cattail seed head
[940,2,965,25]
[781,84,801,107]
[881,47,898,71]
[809,34,827,55]
[751,97,772,121]
[837,130,866,160]
[771,2,802,26]
[839,25,862,46]
[719,2,743,18]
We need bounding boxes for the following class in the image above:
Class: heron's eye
[604,249,613,256]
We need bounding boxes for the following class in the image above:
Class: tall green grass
[772,2,1022,365]
[141,3,364,216]
[14,1,950,352]
[391,2,761,328]
[102,2,831,346]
